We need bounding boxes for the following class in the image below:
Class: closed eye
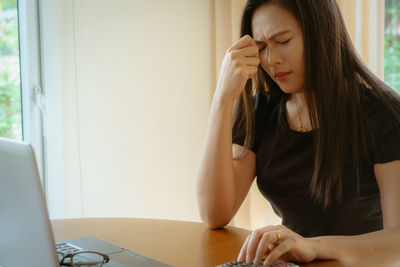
[278,39,291,45]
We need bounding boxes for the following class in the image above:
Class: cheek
[289,44,304,72]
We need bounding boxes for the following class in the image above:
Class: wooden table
[51,218,344,267]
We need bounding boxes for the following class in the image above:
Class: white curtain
[337,0,385,78]
[212,0,385,230]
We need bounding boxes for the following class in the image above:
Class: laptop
[0,137,171,267]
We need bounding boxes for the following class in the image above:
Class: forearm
[196,94,237,228]
[309,227,400,265]
[197,35,260,228]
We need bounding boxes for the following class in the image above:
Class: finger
[242,56,260,67]
[229,55,259,68]
[231,35,256,50]
[245,230,264,263]
[235,66,258,81]
[245,226,280,263]
[246,66,259,78]
[228,46,258,65]
[249,70,258,79]
[237,236,250,262]
[264,240,293,266]
[268,242,276,252]
[237,45,259,57]
[253,231,277,264]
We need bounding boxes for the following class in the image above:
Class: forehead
[251,3,301,40]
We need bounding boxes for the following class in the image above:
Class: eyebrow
[254,29,291,44]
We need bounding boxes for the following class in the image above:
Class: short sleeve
[363,89,400,164]
[373,126,400,164]
[232,95,257,152]
[232,91,280,153]
[232,123,246,147]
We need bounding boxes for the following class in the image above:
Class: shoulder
[360,85,400,121]
[359,83,400,163]
[359,84,399,132]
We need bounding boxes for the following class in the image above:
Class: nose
[263,46,282,66]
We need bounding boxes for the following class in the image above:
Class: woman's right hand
[215,35,260,102]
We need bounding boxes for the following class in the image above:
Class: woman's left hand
[237,225,318,265]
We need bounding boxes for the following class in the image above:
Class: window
[384,0,400,93]
[0,0,46,193]
[0,0,22,140]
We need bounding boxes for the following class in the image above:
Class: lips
[275,71,291,81]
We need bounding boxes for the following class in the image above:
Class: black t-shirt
[233,88,400,237]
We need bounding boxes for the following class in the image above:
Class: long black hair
[233,0,400,207]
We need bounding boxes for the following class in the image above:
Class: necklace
[296,104,308,132]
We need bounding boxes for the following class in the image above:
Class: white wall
[47,0,213,222]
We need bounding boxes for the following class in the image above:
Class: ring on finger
[275,229,281,241]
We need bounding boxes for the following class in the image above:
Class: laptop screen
[0,138,59,267]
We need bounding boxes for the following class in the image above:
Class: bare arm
[309,160,400,265]
[196,35,259,229]
[238,160,400,266]
[196,99,256,229]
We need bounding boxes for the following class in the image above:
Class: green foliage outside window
[0,0,21,140]
[384,0,400,93]
[0,0,17,10]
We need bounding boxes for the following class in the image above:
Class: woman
[196,0,400,265]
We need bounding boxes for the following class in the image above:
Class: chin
[277,84,304,95]
[278,86,296,94]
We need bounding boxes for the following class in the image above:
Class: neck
[287,92,311,132]
[289,92,307,110]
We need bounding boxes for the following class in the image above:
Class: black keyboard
[217,260,299,267]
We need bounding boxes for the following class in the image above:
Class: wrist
[212,90,236,107]
[307,236,346,262]
[307,236,324,261]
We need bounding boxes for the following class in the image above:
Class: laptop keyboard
[56,242,86,264]
[217,260,299,267]
[57,242,82,254]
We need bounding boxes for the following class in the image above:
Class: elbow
[196,185,234,229]
[206,222,228,230]
[203,218,228,229]
[199,210,231,229]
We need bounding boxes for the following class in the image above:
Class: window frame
[18,0,46,188]
[18,0,65,218]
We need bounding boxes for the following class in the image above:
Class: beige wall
[58,0,212,222]
[55,0,280,229]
